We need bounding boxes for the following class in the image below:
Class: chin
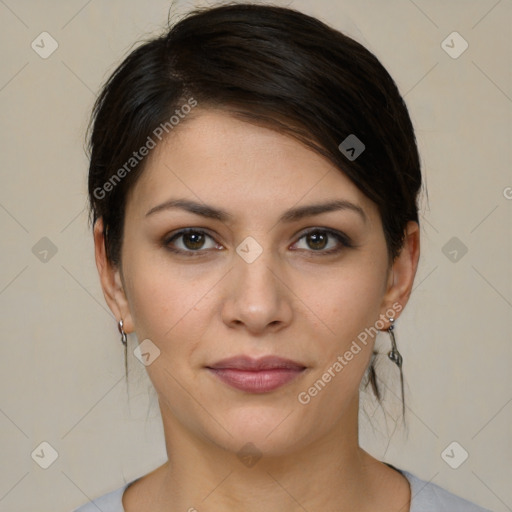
[201,405,314,459]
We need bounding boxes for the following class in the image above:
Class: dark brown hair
[87,2,422,415]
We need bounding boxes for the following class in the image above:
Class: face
[97,108,417,458]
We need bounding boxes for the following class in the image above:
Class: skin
[94,108,420,512]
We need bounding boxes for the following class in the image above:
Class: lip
[206,355,306,393]
[208,355,306,371]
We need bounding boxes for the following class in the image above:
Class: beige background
[0,0,510,511]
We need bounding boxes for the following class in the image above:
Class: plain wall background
[0,1,510,511]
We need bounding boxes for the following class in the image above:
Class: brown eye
[292,228,353,255]
[164,229,220,255]
[306,231,328,250]
[182,232,206,250]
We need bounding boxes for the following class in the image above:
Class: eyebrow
[145,198,367,224]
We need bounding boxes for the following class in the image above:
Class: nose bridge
[234,234,280,297]
[223,233,292,331]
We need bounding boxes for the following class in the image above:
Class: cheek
[122,253,213,350]
[303,260,387,344]
[295,278,384,420]
[123,261,215,414]
[296,256,388,400]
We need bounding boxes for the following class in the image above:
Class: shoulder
[401,469,494,512]
[70,479,135,512]
[70,470,494,512]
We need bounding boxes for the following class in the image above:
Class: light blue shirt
[71,467,493,511]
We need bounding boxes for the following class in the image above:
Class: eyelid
[294,227,353,245]
[163,226,354,255]
[164,228,221,255]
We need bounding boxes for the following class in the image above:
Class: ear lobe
[93,218,134,333]
[380,221,420,321]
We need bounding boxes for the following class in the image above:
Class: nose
[221,241,293,335]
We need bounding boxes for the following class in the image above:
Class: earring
[386,317,402,368]
[387,317,405,417]
[118,319,127,345]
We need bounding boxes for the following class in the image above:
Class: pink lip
[206,355,306,393]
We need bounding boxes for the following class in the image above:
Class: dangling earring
[387,317,405,417]
[118,319,127,345]
[387,317,402,368]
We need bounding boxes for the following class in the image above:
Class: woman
[73,3,492,511]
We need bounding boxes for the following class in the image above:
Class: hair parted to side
[87,2,422,414]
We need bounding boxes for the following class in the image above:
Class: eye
[163,227,353,257]
[164,229,221,255]
[292,228,353,255]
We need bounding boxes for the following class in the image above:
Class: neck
[147,393,386,512]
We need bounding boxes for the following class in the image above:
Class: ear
[379,221,420,324]
[93,218,134,333]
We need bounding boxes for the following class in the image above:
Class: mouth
[206,355,307,393]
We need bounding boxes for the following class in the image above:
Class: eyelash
[163,227,354,257]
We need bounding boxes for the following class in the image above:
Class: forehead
[125,108,379,224]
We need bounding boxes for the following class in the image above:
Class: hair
[87,2,422,417]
